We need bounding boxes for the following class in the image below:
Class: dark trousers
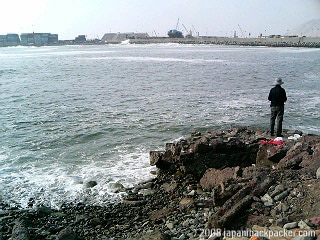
[270,105,284,136]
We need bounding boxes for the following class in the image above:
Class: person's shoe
[277,134,284,137]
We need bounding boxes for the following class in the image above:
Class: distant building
[20,33,59,46]
[75,35,86,42]
[101,32,149,42]
[49,34,58,43]
[0,34,20,47]
[0,35,6,47]
[6,34,20,46]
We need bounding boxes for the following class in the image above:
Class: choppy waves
[0,44,319,208]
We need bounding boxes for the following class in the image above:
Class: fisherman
[268,77,287,137]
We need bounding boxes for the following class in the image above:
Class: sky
[0,0,319,40]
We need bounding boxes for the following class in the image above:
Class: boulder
[150,151,164,166]
[57,227,77,240]
[277,141,311,169]
[85,180,97,188]
[199,167,240,191]
[11,220,29,240]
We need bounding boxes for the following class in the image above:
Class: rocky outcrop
[150,127,320,179]
[0,127,319,240]
[149,127,320,231]
[150,127,261,179]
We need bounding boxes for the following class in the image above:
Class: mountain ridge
[287,19,320,37]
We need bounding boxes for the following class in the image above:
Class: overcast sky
[1,0,319,40]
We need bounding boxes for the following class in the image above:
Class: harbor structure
[101,32,149,43]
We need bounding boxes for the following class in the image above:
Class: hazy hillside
[286,19,320,37]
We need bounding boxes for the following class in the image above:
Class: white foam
[0,146,155,209]
[84,56,225,64]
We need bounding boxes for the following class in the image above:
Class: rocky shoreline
[1,127,319,240]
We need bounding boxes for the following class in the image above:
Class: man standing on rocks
[268,77,287,137]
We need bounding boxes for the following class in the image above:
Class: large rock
[153,127,260,179]
[256,143,288,167]
[57,227,77,240]
[277,139,320,172]
[300,143,320,176]
[11,220,29,240]
[200,167,240,191]
[150,151,164,166]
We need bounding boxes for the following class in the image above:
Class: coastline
[1,126,319,240]
[129,36,320,48]
[1,36,320,48]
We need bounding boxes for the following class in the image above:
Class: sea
[0,43,319,209]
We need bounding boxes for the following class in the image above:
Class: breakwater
[129,36,320,48]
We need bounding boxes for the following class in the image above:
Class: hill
[287,19,320,37]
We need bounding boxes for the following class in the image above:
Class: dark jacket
[268,85,287,106]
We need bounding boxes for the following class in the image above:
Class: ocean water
[0,44,319,209]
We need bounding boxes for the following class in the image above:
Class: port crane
[182,24,192,37]
[238,24,245,38]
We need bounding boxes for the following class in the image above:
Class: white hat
[274,77,284,85]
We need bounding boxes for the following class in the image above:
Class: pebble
[166,221,174,230]
[316,167,320,179]
[283,221,298,229]
[298,220,311,229]
[261,193,273,206]
[274,190,290,201]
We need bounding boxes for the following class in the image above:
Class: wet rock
[85,180,97,188]
[11,220,29,240]
[36,206,52,217]
[57,227,77,240]
[150,151,165,166]
[108,182,125,193]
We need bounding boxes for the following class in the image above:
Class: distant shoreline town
[1,32,320,48]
